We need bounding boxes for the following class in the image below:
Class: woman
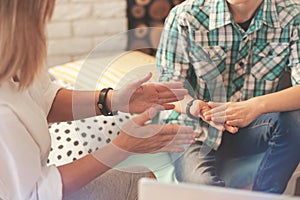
[0,1,196,199]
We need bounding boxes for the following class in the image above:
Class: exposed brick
[93,2,126,18]
[47,0,127,65]
[73,18,127,37]
[47,22,72,38]
[51,3,92,21]
[48,38,93,56]
[47,56,72,67]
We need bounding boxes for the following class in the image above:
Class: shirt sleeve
[289,21,300,85]
[29,69,62,117]
[156,8,191,84]
[0,105,63,200]
[156,7,199,129]
[157,6,205,97]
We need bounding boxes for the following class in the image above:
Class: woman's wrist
[96,88,117,116]
[92,142,132,167]
[106,89,113,113]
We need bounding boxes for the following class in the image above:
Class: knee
[278,109,300,141]
[279,110,300,130]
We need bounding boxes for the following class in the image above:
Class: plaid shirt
[156,0,300,149]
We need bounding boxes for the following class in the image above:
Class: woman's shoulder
[0,80,19,104]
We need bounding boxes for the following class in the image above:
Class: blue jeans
[171,110,300,194]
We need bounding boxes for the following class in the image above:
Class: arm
[204,23,300,128]
[251,84,300,114]
[57,107,196,196]
[1,105,195,198]
[47,88,100,123]
[157,8,237,133]
[47,73,187,123]
[0,106,63,199]
[172,94,193,114]
[172,95,238,133]
[205,84,300,128]
[57,145,127,196]
[156,8,194,121]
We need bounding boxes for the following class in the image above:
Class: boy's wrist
[186,99,200,120]
[248,97,266,116]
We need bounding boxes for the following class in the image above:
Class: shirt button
[268,50,274,56]
[174,71,180,76]
[239,62,245,67]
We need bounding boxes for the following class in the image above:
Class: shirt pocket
[192,46,227,101]
[193,46,226,81]
[251,42,290,81]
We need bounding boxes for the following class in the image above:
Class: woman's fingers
[119,110,197,154]
[157,89,187,101]
[158,131,201,152]
[160,127,196,141]
[150,125,196,152]
[132,72,152,89]
[161,103,176,110]
[131,105,165,126]
[149,82,188,100]
[157,95,185,105]
[156,82,184,90]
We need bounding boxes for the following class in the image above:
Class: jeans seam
[254,127,278,189]
[254,144,272,187]
[249,122,274,130]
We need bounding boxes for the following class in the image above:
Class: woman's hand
[112,106,197,153]
[190,100,239,134]
[203,99,262,128]
[111,73,188,114]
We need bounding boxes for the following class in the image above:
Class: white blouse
[0,71,62,200]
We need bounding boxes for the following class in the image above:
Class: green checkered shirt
[156,0,300,149]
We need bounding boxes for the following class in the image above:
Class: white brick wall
[47,0,127,67]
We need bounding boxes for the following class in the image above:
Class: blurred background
[47,0,184,67]
[47,0,300,196]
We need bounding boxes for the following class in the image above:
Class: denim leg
[169,152,184,182]
[252,110,300,193]
[170,141,225,186]
[216,110,300,194]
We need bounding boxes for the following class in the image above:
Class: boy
[157,0,300,193]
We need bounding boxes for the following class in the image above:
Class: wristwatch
[186,99,201,120]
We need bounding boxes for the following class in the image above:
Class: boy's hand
[190,100,238,134]
[203,99,261,129]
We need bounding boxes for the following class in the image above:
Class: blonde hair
[0,0,55,89]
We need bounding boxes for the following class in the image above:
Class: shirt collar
[261,0,280,28]
[207,0,280,31]
[208,0,232,31]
